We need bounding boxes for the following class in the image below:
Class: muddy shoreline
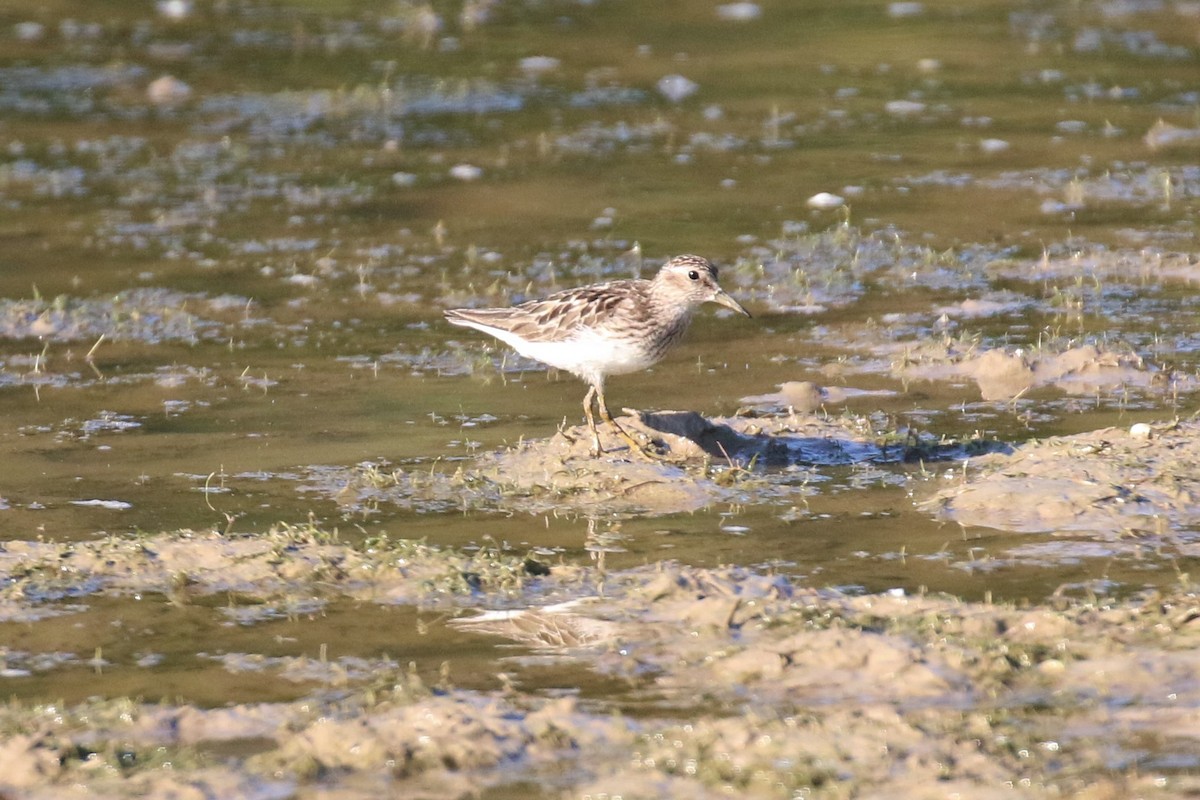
[2,522,1198,798]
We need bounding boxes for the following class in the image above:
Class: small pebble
[1037,658,1065,675]
[806,192,845,210]
[1130,422,1152,440]
[657,74,699,103]
[518,56,560,77]
[156,0,193,19]
[14,21,45,41]
[885,99,926,117]
[888,2,925,17]
[449,164,483,181]
[716,3,762,21]
[147,75,192,105]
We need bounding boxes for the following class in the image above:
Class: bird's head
[654,254,751,317]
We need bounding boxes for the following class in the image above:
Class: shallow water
[2,0,1200,794]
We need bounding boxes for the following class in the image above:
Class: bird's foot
[608,422,678,462]
[588,405,680,461]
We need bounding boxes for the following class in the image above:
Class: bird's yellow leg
[582,385,603,456]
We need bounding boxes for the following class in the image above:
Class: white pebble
[885,99,926,117]
[806,192,845,210]
[13,21,44,41]
[1129,422,1153,440]
[518,56,560,77]
[146,75,192,105]
[449,164,483,181]
[156,0,193,19]
[657,74,699,103]
[888,2,925,18]
[716,2,762,21]
[979,138,1010,154]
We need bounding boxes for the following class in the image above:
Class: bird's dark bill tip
[714,291,751,317]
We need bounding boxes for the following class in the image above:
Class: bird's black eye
[687,270,700,281]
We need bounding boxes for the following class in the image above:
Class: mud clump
[320,408,972,518]
[0,526,581,624]
[894,341,1176,402]
[925,417,1200,561]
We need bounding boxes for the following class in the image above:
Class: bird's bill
[712,289,751,317]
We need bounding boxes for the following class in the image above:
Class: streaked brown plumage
[444,254,750,456]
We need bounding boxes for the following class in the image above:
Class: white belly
[494,326,658,386]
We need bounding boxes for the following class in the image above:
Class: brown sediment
[2,554,1199,798]
[925,418,1200,547]
[890,342,1177,402]
[314,408,955,518]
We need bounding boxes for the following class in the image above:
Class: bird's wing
[448,281,640,343]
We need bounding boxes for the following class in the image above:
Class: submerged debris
[1144,119,1200,151]
[0,289,223,343]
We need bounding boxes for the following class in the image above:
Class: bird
[444,254,751,457]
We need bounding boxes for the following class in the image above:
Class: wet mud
[2,536,1199,798]
[310,406,984,518]
[928,417,1200,554]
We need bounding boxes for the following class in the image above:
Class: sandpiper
[444,254,751,456]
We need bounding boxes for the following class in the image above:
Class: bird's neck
[646,283,696,326]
